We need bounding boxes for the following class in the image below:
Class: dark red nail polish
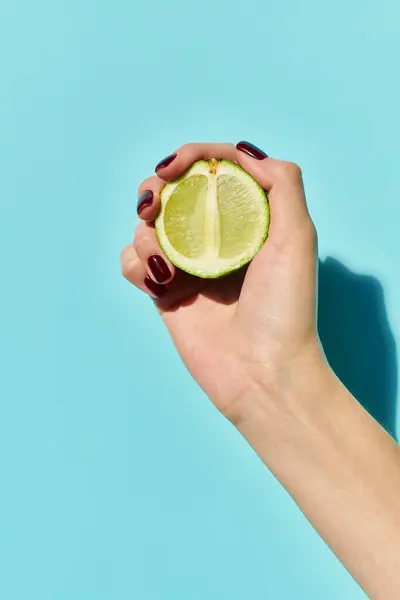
[236,141,268,160]
[155,153,177,173]
[144,277,167,298]
[148,255,172,283]
[137,190,153,215]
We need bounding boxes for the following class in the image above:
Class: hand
[121,142,323,423]
[122,142,400,600]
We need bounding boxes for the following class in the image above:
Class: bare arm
[122,140,400,599]
[238,362,400,600]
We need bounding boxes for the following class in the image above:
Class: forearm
[237,362,400,599]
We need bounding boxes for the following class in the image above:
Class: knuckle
[133,233,144,253]
[119,250,125,271]
[134,221,146,239]
[276,161,303,181]
[120,245,130,263]
[120,250,133,279]
[285,161,303,179]
[138,177,156,195]
[176,142,194,154]
[121,262,132,280]
[133,226,152,254]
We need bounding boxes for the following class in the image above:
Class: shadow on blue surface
[318,257,398,439]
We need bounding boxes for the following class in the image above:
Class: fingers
[139,141,310,238]
[154,142,237,181]
[120,241,206,308]
[133,221,175,285]
[235,141,311,238]
[120,245,169,299]
[138,143,237,222]
[121,221,175,299]
[137,176,164,222]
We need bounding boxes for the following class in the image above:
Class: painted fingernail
[144,276,168,298]
[236,141,268,160]
[148,255,172,283]
[155,153,177,173]
[137,191,153,215]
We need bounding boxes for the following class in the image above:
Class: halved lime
[155,159,269,279]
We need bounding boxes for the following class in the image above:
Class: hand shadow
[318,257,398,439]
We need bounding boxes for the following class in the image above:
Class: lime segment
[164,175,208,259]
[217,174,265,259]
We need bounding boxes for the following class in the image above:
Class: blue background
[1,0,399,598]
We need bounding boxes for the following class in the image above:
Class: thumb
[235,141,312,239]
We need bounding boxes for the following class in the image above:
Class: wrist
[232,346,342,467]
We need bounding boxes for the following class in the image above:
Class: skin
[121,142,400,599]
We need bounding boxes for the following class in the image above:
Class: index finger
[154,142,237,180]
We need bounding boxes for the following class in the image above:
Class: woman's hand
[121,141,323,423]
[121,141,400,599]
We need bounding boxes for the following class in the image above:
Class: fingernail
[137,190,153,215]
[155,153,177,173]
[236,141,268,160]
[144,277,168,298]
[148,255,172,283]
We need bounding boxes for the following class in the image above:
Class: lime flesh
[155,159,269,278]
